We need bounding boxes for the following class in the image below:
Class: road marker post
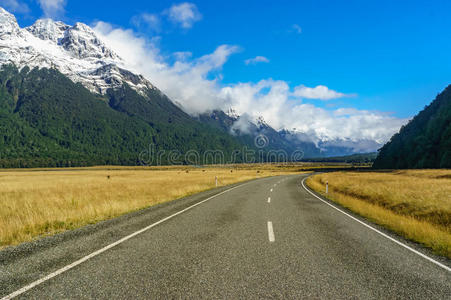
[326,181,329,194]
[301,177,451,272]
[215,176,218,187]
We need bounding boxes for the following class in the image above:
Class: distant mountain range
[373,85,451,169]
[0,7,378,167]
[305,152,377,164]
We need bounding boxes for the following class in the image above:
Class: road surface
[1,174,450,299]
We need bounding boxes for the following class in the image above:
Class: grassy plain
[306,170,451,258]
[0,163,319,248]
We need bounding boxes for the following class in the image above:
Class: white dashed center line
[270,188,273,192]
[267,221,275,242]
[267,197,271,203]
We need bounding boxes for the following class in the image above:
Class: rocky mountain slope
[0,7,153,95]
[0,7,251,167]
[0,65,248,167]
[0,7,367,166]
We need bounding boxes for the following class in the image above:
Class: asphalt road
[1,174,450,299]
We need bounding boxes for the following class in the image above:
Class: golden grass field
[306,170,451,258]
[0,163,318,248]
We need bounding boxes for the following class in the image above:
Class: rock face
[0,7,155,95]
[26,18,69,42]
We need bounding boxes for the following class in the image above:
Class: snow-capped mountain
[256,116,270,129]
[0,7,377,159]
[0,7,155,95]
[225,107,240,119]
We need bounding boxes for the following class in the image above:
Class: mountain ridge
[373,85,451,169]
[0,65,251,167]
[0,7,154,95]
[0,7,375,166]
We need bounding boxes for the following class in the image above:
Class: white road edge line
[1,181,252,300]
[301,177,451,273]
[268,197,271,203]
[267,221,275,242]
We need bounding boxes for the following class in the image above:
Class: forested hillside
[373,85,451,169]
[304,152,377,163]
[0,66,246,167]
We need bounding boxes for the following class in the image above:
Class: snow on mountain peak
[257,116,269,128]
[0,7,155,95]
[0,7,20,39]
[60,22,118,60]
[225,107,240,119]
[26,19,69,42]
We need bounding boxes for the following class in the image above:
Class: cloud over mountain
[0,3,407,153]
[93,21,407,152]
[37,0,66,18]
[0,0,29,14]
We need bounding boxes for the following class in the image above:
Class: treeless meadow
[0,164,307,248]
[307,170,451,258]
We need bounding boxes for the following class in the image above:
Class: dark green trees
[0,66,245,167]
[373,85,451,169]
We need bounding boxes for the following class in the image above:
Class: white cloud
[244,56,270,65]
[93,22,407,152]
[230,113,254,135]
[173,51,192,61]
[37,0,66,18]
[0,0,29,13]
[292,24,302,34]
[131,13,161,32]
[220,80,407,149]
[166,2,202,29]
[293,85,354,100]
[94,21,237,114]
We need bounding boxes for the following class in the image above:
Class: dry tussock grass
[0,165,300,248]
[307,170,451,258]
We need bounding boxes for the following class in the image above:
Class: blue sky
[2,0,450,151]
[9,0,451,118]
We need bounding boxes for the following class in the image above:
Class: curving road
[1,174,450,299]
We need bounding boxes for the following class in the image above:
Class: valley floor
[0,163,325,248]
